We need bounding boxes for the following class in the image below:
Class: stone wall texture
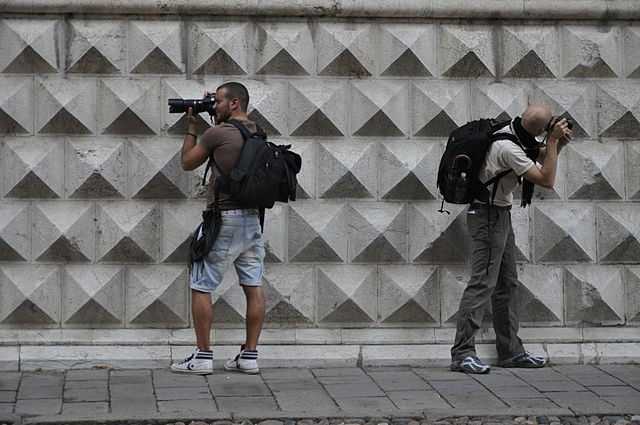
[0,6,639,363]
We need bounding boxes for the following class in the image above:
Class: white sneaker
[170,348,213,375]
[224,345,259,374]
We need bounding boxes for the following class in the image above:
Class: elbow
[540,180,554,190]
[181,161,193,171]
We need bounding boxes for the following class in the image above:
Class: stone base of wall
[2,328,638,371]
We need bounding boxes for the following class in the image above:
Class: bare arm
[181,107,209,171]
[523,119,572,189]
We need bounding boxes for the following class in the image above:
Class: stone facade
[0,11,639,367]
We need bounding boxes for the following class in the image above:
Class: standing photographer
[171,82,266,375]
[450,104,573,374]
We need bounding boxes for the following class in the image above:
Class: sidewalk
[1,365,639,424]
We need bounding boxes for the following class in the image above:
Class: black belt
[470,203,512,211]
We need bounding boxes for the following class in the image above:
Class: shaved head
[522,104,553,136]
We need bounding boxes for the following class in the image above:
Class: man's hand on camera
[550,118,573,144]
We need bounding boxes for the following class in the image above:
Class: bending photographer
[450,104,572,374]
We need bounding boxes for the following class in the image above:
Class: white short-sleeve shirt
[476,122,536,207]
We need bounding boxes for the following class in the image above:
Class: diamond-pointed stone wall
[0,16,638,337]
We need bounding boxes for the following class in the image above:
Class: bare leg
[192,289,213,351]
[242,285,265,350]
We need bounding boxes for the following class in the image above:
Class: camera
[547,116,573,132]
[168,94,215,116]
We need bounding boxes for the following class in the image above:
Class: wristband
[187,132,197,138]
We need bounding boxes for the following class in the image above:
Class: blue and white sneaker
[170,348,213,375]
[450,355,491,374]
[224,345,259,374]
[499,352,547,368]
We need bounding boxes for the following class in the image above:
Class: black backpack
[436,118,519,213]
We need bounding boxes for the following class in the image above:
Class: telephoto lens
[168,94,215,115]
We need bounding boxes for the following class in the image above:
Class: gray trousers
[451,204,525,362]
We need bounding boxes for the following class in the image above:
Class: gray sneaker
[499,352,547,368]
[450,355,491,374]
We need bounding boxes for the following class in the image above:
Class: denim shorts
[190,209,265,293]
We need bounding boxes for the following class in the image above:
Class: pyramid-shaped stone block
[317,142,377,199]
[624,27,640,78]
[317,23,375,77]
[317,265,376,324]
[563,26,621,78]
[440,266,491,325]
[597,204,640,263]
[534,204,595,263]
[624,267,640,323]
[566,141,624,200]
[413,81,469,137]
[163,79,216,135]
[517,265,563,325]
[129,139,190,199]
[36,78,95,134]
[379,24,435,77]
[129,21,183,74]
[67,20,125,73]
[627,143,640,200]
[99,79,159,135]
[0,265,60,327]
[510,207,531,263]
[379,266,439,324]
[532,81,595,138]
[255,23,313,75]
[348,203,407,263]
[502,26,560,78]
[262,265,314,324]
[65,138,127,199]
[471,81,529,121]
[2,137,64,199]
[161,202,202,263]
[0,77,32,134]
[352,80,407,137]
[289,80,346,137]
[97,201,159,263]
[126,266,188,327]
[191,21,249,75]
[565,266,624,325]
[439,25,495,77]
[240,80,287,137]
[288,202,347,263]
[0,202,30,261]
[410,203,470,264]
[596,81,640,138]
[287,141,315,200]
[62,265,124,327]
[211,271,246,324]
[0,19,58,73]
[32,201,95,263]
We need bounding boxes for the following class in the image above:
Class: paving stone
[386,390,451,409]
[530,380,588,392]
[0,391,15,403]
[335,396,397,411]
[64,379,109,390]
[317,375,374,385]
[15,398,62,415]
[64,386,109,402]
[471,374,527,387]
[323,383,385,398]
[489,386,546,399]
[589,386,640,397]
[0,402,14,413]
[0,373,21,390]
[65,369,109,381]
[208,374,272,397]
[111,397,157,414]
[312,368,367,377]
[546,391,616,411]
[261,368,315,380]
[216,396,278,412]
[21,373,64,387]
[18,384,63,399]
[155,386,213,401]
[153,370,209,388]
[266,379,324,392]
[274,390,338,412]
[503,398,561,409]
[413,368,476,382]
[62,402,109,415]
[158,399,218,413]
[367,371,431,391]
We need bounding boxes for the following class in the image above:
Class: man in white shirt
[450,105,573,374]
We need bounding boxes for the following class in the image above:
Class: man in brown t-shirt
[171,82,266,375]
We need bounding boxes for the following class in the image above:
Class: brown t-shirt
[199,118,257,210]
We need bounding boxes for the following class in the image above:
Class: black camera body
[168,94,215,117]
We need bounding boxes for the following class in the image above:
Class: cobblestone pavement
[0,365,639,424]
